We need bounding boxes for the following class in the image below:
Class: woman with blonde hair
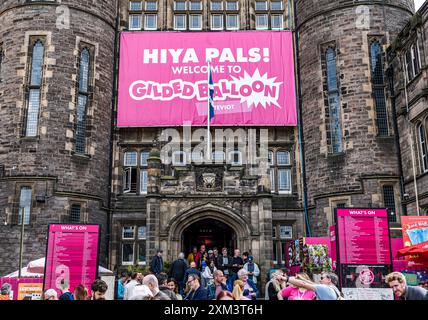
[266,270,288,300]
[232,280,251,300]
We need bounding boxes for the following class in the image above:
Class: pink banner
[0,278,43,300]
[117,31,297,127]
[336,209,391,265]
[43,224,100,298]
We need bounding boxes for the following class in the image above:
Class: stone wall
[0,1,116,274]
[296,0,413,234]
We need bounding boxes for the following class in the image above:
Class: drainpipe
[106,0,120,268]
[293,0,311,237]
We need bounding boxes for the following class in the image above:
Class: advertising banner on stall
[0,278,43,300]
[118,31,297,127]
[401,216,428,247]
[43,224,100,298]
[17,283,43,300]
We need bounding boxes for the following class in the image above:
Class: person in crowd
[58,279,74,300]
[266,270,288,300]
[212,247,220,268]
[386,272,428,300]
[169,252,188,296]
[207,270,228,300]
[195,244,206,269]
[73,284,88,300]
[43,289,58,300]
[187,246,198,265]
[287,271,343,300]
[242,252,250,264]
[278,273,316,300]
[156,272,178,300]
[184,261,202,286]
[230,249,244,282]
[243,256,260,285]
[232,280,251,300]
[91,279,108,300]
[136,272,144,284]
[184,274,208,300]
[207,249,215,264]
[129,284,153,300]
[237,269,259,300]
[0,283,11,300]
[150,249,164,275]
[217,247,233,281]
[143,274,171,300]
[167,278,183,300]
[116,272,128,300]
[202,260,217,287]
[124,272,139,300]
[217,290,234,300]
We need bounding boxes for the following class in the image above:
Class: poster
[118,31,297,127]
[401,216,428,247]
[340,265,391,288]
[17,283,43,300]
[342,288,394,300]
[43,224,100,298]
[336,208,391,265]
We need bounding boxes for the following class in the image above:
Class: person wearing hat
[243,256,260,285]
[150,249,164,275]
[0,283,12,300]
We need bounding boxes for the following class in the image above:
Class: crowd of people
[115,245,428,301]
[116,245,261,300]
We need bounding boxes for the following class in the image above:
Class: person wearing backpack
[287,271,345,300]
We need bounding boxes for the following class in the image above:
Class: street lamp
[18,207,25,278]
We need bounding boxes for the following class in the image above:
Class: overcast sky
[415,0,425,10]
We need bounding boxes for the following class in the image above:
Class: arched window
[325,47,343,153]
[370,41,389,136]
[75,48,90,154]
[25,40,44,137]
[417,122,428,173]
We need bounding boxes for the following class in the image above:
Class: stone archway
[166,203,252,261]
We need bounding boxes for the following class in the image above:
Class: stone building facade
[0,0,423,285]
[0,0,116,275]
[387,3,428,216]
[296,0,414,236]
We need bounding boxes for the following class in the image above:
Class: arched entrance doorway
[182,218,237,254]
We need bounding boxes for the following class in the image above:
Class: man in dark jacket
[217,247,233,279]
[185,274,208,300]
[386,272,428,300]
[150,249,164,275]
[169,252,188,295]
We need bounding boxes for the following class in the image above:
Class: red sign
[43,224,100,298]
[336,209,391,265]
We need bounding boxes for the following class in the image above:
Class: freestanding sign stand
[43,224,101,298]
[334,208,393,299]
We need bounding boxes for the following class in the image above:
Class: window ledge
[376,135,395,140]
[71,152,91,162]
[327,152,346,159]
[20,136,39,143]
